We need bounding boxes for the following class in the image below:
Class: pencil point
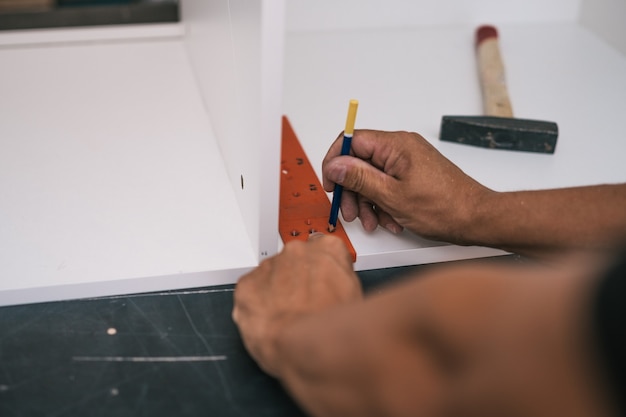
[327,224,336,233]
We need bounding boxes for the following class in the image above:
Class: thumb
[325,156,396,205]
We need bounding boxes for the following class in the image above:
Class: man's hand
[236,253,617,417]
[322,130,491,243]
[232,234,362,377]
[322,129,626,256]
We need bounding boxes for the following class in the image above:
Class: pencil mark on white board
[178,295,234,399]
[95,287,234,301]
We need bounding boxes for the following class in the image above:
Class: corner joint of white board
[0,22,185,48]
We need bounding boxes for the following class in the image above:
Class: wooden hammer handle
[476,25,514,118]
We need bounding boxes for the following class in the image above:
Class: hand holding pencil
[322,127,488,239]
[328,99,359,232]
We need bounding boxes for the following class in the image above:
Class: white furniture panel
[0,35,256,306]
[0,22,185,47]
[282,21,626,270]
[1,0,625,306]
[182,0,285,260]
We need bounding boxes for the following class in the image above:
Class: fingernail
[308,232,325,241]
[385,223,402,234]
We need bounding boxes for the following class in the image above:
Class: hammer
[439,25,558,153]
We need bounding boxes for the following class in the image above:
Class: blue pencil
[328,99,359,232]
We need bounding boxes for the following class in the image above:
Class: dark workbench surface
[0,265,428,417]
[0,0,179,31]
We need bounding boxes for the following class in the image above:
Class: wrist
[453,187,501,247]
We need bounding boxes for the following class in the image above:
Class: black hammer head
[440,116,558,154]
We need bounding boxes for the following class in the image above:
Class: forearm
[272,289,443,417]
[460,183,626,258]
[256,255,619,417]
[273,307,376,417]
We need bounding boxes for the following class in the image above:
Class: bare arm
[322,130,626,258]
[233,235,618,417]
[466,184,626,257]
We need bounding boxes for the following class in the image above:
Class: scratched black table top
[0,265,430,417]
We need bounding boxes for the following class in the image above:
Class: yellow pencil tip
[344,100,359,135]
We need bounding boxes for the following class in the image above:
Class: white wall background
[285,0,582,32]
[579,0,626,56]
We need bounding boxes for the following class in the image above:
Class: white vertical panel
[182,0,285,261]
[0,39,258,306]
[286,0,581,32]
[259,1,286,258]
[579,0,626,56]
